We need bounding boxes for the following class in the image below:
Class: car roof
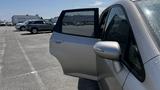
[104,0,139,7]
[99,0,140,13]
[130,0,142,1]
[28,19,44,22]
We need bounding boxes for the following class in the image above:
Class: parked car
[25,19,54,34]
[50,0,160,90]
[6,22,13,26]
[0,22,6,26]
[15,20,29,31]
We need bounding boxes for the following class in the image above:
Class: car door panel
[123,73,146,90]
[43,23,51,30]
[50,8,101,80]
[46,24,53,30]
[33,21,43,30]
[41,23,47,30]
[97,58,129,90]
[98,60,122,90]
[50,32,99,80]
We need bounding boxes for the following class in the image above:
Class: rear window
[34,21,44,24]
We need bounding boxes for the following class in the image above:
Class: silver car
[50,0,160,90]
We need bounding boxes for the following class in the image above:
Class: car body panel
[50,32,99,80]
[15,23,26,29]
[124,56,160,90]
[42,23,54,30]
[98,60,129,90]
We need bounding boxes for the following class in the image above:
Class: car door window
[34,21,44,24]
[125,33,145,82]
[103,6,145,82]
[62,11,95,37]
[28,21,34,24]
[103,7,129,56]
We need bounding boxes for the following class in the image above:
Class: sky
[0,0,111,21]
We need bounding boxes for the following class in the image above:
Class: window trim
[53,8,100,38]
[104,4,146,82]
[99,7,112,40]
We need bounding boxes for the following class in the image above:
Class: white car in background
[50,0,160,90]
[0,22,6,26]
[6,22,13,26]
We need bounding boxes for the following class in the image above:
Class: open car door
[50,8,99,80]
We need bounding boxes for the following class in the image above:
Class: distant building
[12,15,41,25]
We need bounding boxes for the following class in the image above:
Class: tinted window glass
[62,11,94,37]
[34,21,44,24]
[100,11,109,36]
[104,7,130,57]
[103,6,145,81]
[127,38,144,74]
[28,21,34,24]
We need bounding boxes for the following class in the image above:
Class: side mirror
[93,41,121,61]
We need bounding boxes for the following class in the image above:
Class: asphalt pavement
[0,26,78,90]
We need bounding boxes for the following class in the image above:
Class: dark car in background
[25,19,54,34]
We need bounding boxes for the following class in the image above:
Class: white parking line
[4,66,59,81]
[4,71,35,80]
[15,35,47,90]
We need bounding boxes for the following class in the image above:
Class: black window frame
[102,5,146,82]
[53,8,100,38]
[99,7,111,39]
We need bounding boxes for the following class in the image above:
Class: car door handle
[55,40,63,44]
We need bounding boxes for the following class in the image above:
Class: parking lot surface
[0,26,78,90]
